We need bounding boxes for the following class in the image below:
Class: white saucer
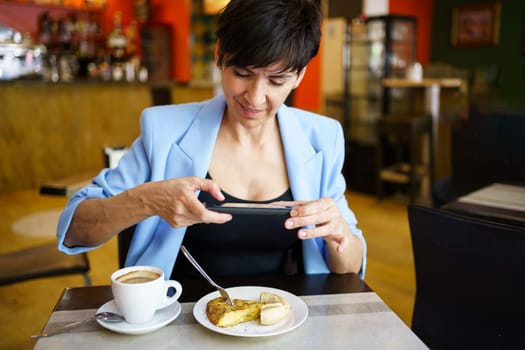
[96,300,181,335]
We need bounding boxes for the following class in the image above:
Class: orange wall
[291,16,325,112]
[102,0,135,32]
[148,0,191,82]
[102,0,191,82]
[293,50,322,112]
[389,0,434,64]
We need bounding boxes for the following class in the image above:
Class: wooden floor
[0,188,416,350]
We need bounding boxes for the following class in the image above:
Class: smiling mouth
[240,103,264,115]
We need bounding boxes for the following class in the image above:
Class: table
[443,183,525,228]
[382,78,466,179]
[33,274,428,349]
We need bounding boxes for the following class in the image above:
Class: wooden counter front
[0,82,213,193]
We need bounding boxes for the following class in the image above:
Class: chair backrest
[118,225,136,268]
[450,109,525,199]
[408,205,525,350]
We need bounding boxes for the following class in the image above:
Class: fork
[180,245,234,306]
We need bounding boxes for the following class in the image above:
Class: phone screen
[205,202,292,215]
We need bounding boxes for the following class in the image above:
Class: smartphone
[205,202,292,216]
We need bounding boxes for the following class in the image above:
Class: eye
[269,79,287,87]
[269,72,294,87]
[233,68,251,78]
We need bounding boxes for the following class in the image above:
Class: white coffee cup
[111,265,182,324]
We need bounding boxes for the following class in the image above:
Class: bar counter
[0,80,213,192]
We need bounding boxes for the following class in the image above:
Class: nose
[244,78,266,106]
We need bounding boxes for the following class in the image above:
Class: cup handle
[159,280,183,309]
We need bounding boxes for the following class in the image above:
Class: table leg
[417,84,441,200]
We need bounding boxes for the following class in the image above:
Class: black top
[171,178,303,279]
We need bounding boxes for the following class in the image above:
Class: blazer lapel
[278,106,322,201]
[167,96,225,179]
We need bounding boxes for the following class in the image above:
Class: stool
[375,113,433,203]
[0,243,91,286]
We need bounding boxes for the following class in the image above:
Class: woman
[58,0,366,279]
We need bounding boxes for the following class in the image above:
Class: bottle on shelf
[107,12,128,62]
[106,11,129,81]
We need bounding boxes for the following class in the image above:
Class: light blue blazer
[57,95,367,278]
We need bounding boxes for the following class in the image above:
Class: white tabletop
[458,183,525,212]
[34,292,427,350]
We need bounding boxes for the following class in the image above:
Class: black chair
[407,205,525,350]
[118,225,136,268]
[431,109,525,207]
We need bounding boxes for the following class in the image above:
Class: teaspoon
[31,311,124,339]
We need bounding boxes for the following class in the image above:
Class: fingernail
[285,220,294,228]
[299,230,307,238]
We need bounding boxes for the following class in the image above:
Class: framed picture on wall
[451,2,501,48]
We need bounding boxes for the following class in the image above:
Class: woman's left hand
[276,197,363,274]
[280,197,351,252]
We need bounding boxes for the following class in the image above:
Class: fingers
[285,197,335,229]
[284,197,349,251]
[197,178,226,202]
[166,200,231,227]
[156,177,232,227]
[202,208,232,224]
[192,178,232,223]
[182,192,232,225]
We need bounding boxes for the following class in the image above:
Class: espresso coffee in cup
[111,265,182,324]
[116,269,161,284]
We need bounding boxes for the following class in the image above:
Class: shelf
[382,78,465,88]
[379,163,429,184]
[350,39,371,45]
[1,0,105,11]
[40,33,104,45]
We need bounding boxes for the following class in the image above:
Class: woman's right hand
[65,176,231,248]
[136,176,232,227]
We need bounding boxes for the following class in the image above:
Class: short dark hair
[215,0,322,73]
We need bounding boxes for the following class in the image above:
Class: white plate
[96,300,181,335]
[193,286,308,337]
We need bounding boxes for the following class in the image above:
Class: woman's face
[220,62,306,127]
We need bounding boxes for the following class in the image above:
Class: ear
[214,42,221,66]
[293,66,308,89]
